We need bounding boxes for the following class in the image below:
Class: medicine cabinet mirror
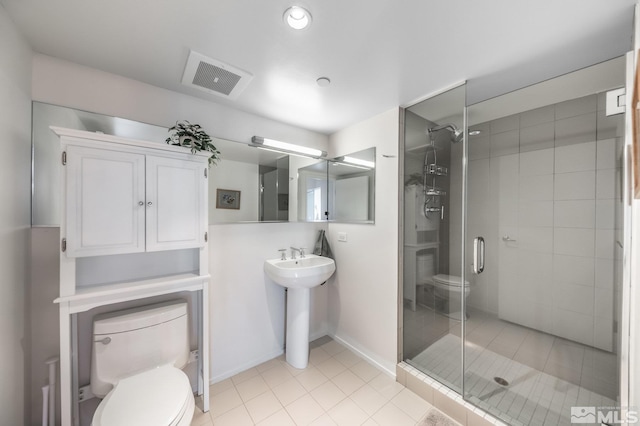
[296,147,376,224]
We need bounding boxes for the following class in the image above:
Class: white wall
[0,5,32,425]
[32,54,328,151]
[326,108,399,375]
[28,55,332,395]
[29,228,61,426]
[209,221,328,382]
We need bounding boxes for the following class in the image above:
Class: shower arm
[428,123,464,144]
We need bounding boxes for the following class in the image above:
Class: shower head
[428,123,463,143]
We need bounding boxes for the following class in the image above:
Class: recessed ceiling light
[283,6,312,30]
[469,130,482,136]
[316,77,331,87]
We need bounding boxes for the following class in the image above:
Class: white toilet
[90,301,195,426]
[430,274,471,320]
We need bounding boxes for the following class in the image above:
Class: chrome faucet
[290,247,305,259]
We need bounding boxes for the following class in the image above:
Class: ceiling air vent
[181,51,253,99]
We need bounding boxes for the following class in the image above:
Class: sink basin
[264,254,336,369]
[264,254,336,289]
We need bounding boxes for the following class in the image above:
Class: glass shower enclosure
[401,56,628,426]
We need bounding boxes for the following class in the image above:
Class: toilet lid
[432,274,470,287]
[93,365,193,426]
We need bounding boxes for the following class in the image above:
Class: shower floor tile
[404,305,618,426]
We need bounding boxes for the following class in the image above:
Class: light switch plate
[337,232,347,242]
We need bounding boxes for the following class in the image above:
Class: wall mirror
[297,159,328,222]
[295,147,376,224]
[32,102,376,225]
[31,102,297,225]
[328,147,376,223]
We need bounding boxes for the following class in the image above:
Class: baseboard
[207,330,394,384]
[309,328,328,343]
[329,333,396,378]
[209,348,284,384]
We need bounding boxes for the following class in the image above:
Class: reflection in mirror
[208,146,290,223]
[297,160,328,222]
[259,156,289,221]
[295,147,376,223]
[31,102,295,225]
[328,147,376,223]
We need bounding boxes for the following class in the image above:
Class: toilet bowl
[90,301,194,426]
[92,365,194,426]
[429,274,471,320]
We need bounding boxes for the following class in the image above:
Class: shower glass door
[402,84,466,393]
[463,57,626,426]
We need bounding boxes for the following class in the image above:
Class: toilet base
[442,309,469,321]
[427,284,470,321]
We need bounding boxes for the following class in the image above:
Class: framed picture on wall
[216,189,241,210]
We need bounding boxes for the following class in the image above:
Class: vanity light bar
[250,136,327,159]
[341,156,375,169]
[332,155,375,169]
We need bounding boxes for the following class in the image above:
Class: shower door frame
[398,80,468,365]
[399,52,635,422]
[619,49,634,419]
[460,56,633,420]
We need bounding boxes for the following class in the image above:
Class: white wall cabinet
[65,146,206,257]
[146,155,206,251]
[65,146,146,256]
[52,127,211,426]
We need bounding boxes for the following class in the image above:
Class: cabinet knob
[138,201,144,206]
[147,201,153,207]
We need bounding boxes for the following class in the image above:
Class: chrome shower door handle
[473,236,485,274]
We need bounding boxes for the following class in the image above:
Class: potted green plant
[166,120,221,167]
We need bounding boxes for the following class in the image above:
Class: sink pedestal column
[286,288,310,369]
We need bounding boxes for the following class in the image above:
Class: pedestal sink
[264,255,336,368]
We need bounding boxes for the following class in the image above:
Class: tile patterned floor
[191,337,457,426]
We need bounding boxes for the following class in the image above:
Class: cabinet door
[65,146,146,257]
[145,155,206,251]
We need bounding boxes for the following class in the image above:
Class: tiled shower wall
[462,93,623,352]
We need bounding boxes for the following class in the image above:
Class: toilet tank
[90,301,190,398]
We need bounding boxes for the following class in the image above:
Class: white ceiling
[1,0,635,134]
